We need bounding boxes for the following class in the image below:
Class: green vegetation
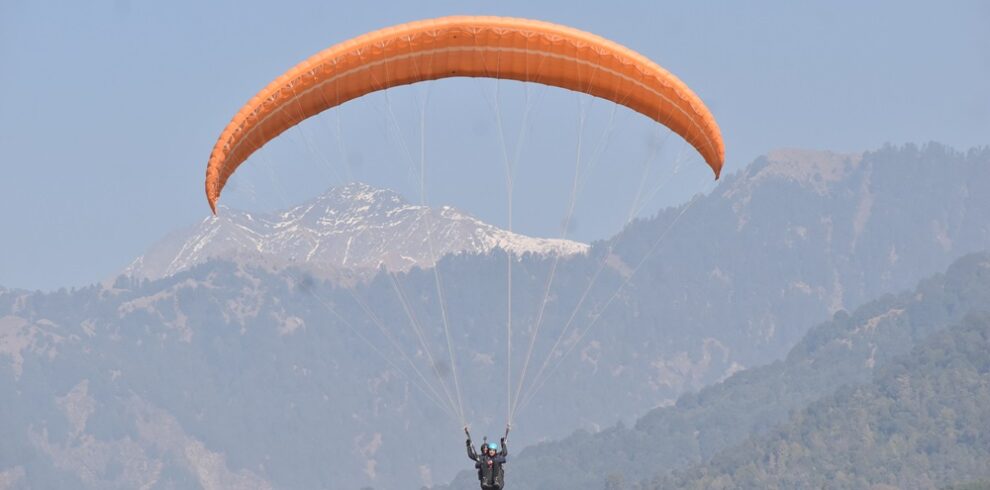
[659,313,990,489]
[944,481,990,490]
[441,252,990,489]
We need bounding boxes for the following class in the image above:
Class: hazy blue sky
[1,0,987,290]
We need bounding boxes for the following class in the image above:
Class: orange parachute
[205,16,724,213]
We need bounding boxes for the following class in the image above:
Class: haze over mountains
[1,143,988,489]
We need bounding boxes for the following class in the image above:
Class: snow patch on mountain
[124,183,588,281]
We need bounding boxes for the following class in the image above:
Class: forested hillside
[439,253,990,489]
[659,313,990,489]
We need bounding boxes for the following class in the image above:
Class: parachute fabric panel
[205,16,724,212]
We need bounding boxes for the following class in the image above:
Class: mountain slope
[124,182,588,280]
[3,144,990,489]
[437,252,990,489]
[662,312,990,489]
[609,143,990,361]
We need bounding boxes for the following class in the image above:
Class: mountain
[607,144,990,362]
[661,311,990,490]
[123,182,588,280]
[437,252,990,490]
[2,143,989,489]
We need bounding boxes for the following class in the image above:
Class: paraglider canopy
[204,15,724,213]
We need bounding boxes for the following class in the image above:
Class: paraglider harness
[465,425,509,490]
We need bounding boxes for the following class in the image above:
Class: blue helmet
[487,442,499,451]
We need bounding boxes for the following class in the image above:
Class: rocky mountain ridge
[124,182,588,281]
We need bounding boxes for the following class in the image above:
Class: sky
[1,0,988,291]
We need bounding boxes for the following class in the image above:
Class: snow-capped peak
[124,183,588,281]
